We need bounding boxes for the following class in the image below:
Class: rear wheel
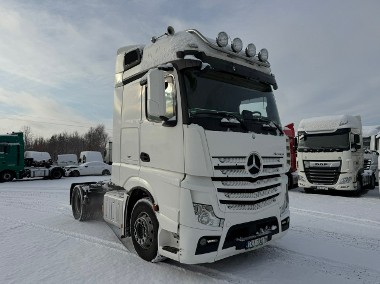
[131,199,159,262]
[71,186,96,221]
[0,171,14,182]
[50,169,62,179]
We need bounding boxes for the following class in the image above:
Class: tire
[50,169,62,179]
[304,187,314,194]
[0,171,14,182]
[71,187,96,221]
[102,169,111,176]
[131,199,159,262]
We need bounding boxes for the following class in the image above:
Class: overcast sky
[0,0,379,138]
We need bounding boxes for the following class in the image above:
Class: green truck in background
[0,132,65,182]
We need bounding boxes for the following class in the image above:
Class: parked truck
[79,151,103,164]
[69,27,290,264]
[297,115,374,194]
[0,132,65,182]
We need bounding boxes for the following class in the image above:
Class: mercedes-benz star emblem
[246,153,262,177]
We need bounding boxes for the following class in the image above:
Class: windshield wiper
[245,116,283,135]
[190,110,248,131]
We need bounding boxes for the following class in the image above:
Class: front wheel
[0,171,14,182]
[369,175,376,190]
[102,169,111,176]
[131,199,159,262]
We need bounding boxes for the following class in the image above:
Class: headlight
[280,187,289,216]
[339,177,352,184]
[193,203,224,227]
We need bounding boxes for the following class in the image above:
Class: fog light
[245,43,256,57]
[231,38,243,52]
[258,48,269,62]
[216,32,228,47]
[199,238,207,246]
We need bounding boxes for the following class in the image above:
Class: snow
[298,115,361,133]
[1,177,380,283]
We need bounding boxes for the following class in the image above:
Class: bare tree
[21,125,33,151]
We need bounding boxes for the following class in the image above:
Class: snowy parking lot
[0,177,379,284]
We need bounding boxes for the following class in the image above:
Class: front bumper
[177,212,290,264]
[298,172,358,191]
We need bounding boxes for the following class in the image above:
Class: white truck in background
[297,115,374,194]
[363,125,380,185]
[69,27,290,264]
[79,151,103,164]
[57,154,78,167]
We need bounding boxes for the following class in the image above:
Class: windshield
[298,129,350,151]
[363,137,371,149]
[182,69,281,134]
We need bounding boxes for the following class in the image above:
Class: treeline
[22,125,109,161]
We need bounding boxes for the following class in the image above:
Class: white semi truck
[70,27,290,264]
[297,115,374,194]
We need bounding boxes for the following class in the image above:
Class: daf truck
[297,115,373,194]
[70,27,290,264]
[0,132,65,182]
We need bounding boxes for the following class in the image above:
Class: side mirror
[147,69,166,120]
[354,134,360,144]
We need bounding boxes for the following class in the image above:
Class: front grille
[305,167,340,185]
[364,159,371,170]
[211,155,285,212]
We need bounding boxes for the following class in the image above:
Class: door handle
[140,152,150,162]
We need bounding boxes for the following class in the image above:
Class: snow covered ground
[0,177,379,284]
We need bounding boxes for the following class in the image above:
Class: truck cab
[71,27,290,264]
[297,115,372,193]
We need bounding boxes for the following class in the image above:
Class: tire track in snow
[291,207,380,227]
[0,216,250,284]
[261,245,380,284]
[290,225,380,252]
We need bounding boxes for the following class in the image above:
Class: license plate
[317,186,328,190]
[245,235,268,250]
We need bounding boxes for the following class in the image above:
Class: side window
[147,75,176,122]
